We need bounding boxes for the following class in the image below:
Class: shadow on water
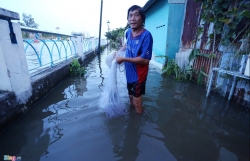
[0,47,249,161]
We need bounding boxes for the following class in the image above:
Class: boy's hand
[116,57,123,64]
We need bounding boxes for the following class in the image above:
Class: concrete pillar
[0,8,32,104]
[91,39,94,51]
[0,38,12,91]
[71,36,84,60]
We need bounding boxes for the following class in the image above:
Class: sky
[0,0,148,38]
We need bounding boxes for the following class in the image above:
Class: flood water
[0,48,249,161]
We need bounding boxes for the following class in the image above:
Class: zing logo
[3,155,21,161]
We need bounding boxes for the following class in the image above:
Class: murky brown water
[0,48,249,161]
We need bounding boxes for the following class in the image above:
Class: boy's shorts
[127,81,146,98]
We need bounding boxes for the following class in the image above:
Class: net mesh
[98,49,127,118]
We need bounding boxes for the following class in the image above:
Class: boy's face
[128,9,143,30]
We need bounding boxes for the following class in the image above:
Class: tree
[19,13,39,38]
[22,13,39,28]
[105,27,125,45]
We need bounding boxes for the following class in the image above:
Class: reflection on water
[0,48,249,161]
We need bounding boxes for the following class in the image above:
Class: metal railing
[21,27,103,77]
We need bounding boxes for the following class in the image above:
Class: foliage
[70,59,86,76]
[105,27,125,41]
[191,0,250,87]
[194,0,250,48]
[162,59,186,80]
[188,49,216,63]
[21,13,39,28]
[162,60,180,78]
[188,49,212,83]
[196,67,208,84]
[162,49,212,83]
[98,45,106,52]
[163,1,250,85]
[18,13,39,38]
[105,27,125,49]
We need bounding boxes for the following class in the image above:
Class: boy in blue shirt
[116,5,153,113]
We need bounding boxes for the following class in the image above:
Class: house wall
[145,1,185,68]
[145,0,169,66]
[181,0,201,48]
[167,4,185,60]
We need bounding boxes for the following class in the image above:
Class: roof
[143,0,157,11]
[142,0,186,11]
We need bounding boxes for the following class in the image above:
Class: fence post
[0,8,32,103]
[71,36,84,60]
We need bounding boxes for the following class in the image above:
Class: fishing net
[98,49,126,118]
[105,50,125,69]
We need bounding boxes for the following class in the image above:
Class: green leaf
[218,18,231,24]
[209,33,214,39]
[200,71,209,77]
[215,30,222,34]
[222,2,229,9]
[221,39,231,46]
[206,40,211,46]
[208,54,216,59]
[69,59,86,76]
[188,49,199,63]
[240,10,250,18]
[231,33,236,39]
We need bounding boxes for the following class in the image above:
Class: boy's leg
[127,81,145,113]
[133,96,143,113]
[129,95,133,106]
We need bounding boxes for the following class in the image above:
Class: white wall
[175,49,192,70]
[0,19,32,103]
[0,33,12,91]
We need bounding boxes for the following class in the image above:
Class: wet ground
[0,49,249,161]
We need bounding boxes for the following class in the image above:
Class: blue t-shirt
[125,28,153,83]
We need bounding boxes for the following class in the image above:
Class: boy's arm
[116,56,149,65]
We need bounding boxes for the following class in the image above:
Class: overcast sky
[0,0,148,38]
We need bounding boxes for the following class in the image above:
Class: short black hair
[127,5,146,25]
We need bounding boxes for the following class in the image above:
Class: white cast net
[98,49,127,118]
